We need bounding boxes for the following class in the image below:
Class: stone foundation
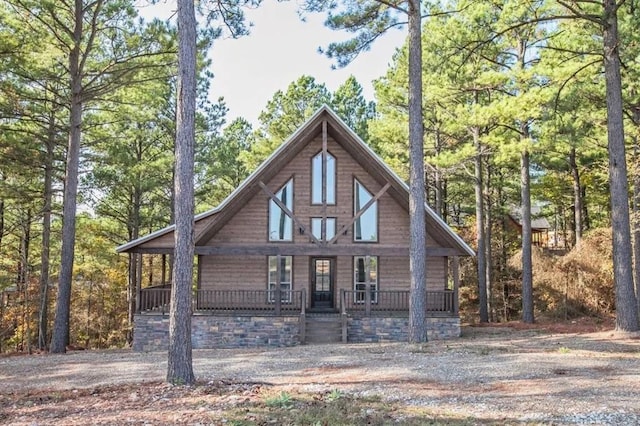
[133,314,301,351]
[347,315,460,343]
[132,313,459,351]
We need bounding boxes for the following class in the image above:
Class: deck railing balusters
[137,288,454,316]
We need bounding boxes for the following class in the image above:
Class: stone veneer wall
[133,314,301,351]
[133,313,459,351]
[346,315,460,343]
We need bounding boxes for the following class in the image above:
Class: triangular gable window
[354,179,378,242]
[269,179,293,241]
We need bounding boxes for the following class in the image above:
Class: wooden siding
[199,254,447,307]
[199,255,266,291]
[196,134,450,300]
[139,213,219,250]
[204,135,439,248]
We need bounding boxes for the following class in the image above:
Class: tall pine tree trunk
[38,113,55,350]
[484,160,493,322]
[473,125,488,323]
[127,181,143,344]
[634,138,640,315]
[603,0,639,331]
[407,0,427,343]
[521,148,534,323]
[51,0,84,353]
[569,147,583,245]
[167,0,196,384]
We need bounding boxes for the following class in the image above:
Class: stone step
[304,315,343,344]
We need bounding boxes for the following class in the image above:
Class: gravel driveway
[2,326,640,424]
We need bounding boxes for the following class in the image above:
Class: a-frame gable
[117,105,474,257]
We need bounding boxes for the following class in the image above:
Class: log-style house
[117,106,474,350]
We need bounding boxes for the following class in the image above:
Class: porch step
[304,314,343,344]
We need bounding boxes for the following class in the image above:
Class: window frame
[353,179,379,243]
[311,217,337,242]
[353,255,378,303]
[268,178,294,242]
[311,150,337,206]
[267,255,293,303]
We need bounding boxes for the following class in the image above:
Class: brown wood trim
[129,245,461,257]
[329,181,390,245]
[259,180,322,245]
[193,244,460,257]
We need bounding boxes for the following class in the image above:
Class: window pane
[311,152,336,205]
[326,218,336,240]
[354,180,378,242]
[268,256,292,302]
[269,256,277,283]
[269,180,293,241]
[354,256,378,303]
[311,154,322,204]
[281,256,291,283]
[326,154,336,204]
[355,257,366,283]
[311,218,322,240]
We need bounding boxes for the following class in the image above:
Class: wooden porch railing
[196,289,303,313]
[138,287,455,316]
[340,289,456,316]
[138,288,305,315]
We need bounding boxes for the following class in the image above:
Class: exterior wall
[133,314,301,351]
[196,136,449,305]
[200,255,266,291]
[347,316,460,343]
[139,214,218,250]
[203,135,441,248]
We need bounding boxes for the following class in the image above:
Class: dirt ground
[1,320,639,425]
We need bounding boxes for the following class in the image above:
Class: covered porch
[137,286,458,317]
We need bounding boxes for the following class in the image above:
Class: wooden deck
[137,287,457,317]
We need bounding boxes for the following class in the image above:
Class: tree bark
[603,0,639,331]
[38,112,55,350]
[521,148,534,323]
[569,147,583,245]
[473,125,488,323]
[127,167,143,344]
[50,0,84,353]
[167,0,196,384]
[484,159,493,322]
[407,0,427,343]
[634,138,640,315]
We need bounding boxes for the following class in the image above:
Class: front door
[311,257,334,309]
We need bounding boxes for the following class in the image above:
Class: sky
[136,1,407,126]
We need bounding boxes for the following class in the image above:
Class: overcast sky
[136,0,406,126]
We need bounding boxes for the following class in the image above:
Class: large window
[268,256,292,302]
[354,256,378,303]
[269,179,293,241]
[311,151,336,204]
[354,180,378,242]
[311,217,336,241]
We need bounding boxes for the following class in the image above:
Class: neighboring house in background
[117,106,474,350]
[507,205,551,247]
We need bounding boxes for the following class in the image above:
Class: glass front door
[311,258,334,309]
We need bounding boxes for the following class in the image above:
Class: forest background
[1,0,638,352]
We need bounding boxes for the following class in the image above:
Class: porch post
[161,254,167,284]
[364,283,372,316]
[299,288,306,344]
[452,256,460,315]
[340,290,348,343]
[275,254,282,315]
[365,256,371,316]
[133,253,141,314]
